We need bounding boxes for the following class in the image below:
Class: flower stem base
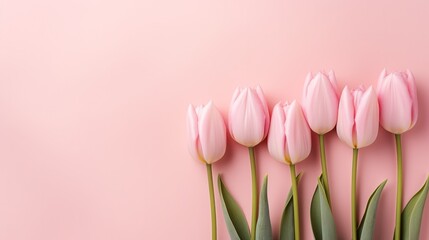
[249,147,258,240]
[290,164,300,240]
[394,134,403,240]
[206,164,217,240]
[352,148,358,240]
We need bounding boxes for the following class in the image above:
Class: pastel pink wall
[0,0,428,239]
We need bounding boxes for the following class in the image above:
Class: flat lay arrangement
[187,70,428,240]
[2,1,429,240]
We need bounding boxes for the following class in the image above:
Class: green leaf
[310,174,337,240]
[357,180,387,240]
[400,176,429,240]
[256,176,272,240]
[279,173,302,240]
[218,176,251,240]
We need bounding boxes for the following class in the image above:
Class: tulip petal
[336,86,355,148]
[303,72,313,101]
[355,87,379,148]
[228,88,241,135]
[187,105,203,162]
[405,69,418,129]
[229,88,266,147]
[231,88,241,105]
[328,70,339,95]
[304,72,339,134]
[256,86,271,138]
[352,86,365,109]
[198,102,227,164]
[378,73,413,134]
[377,68,387,91]
[229,88,249,144]
[285,101,311,164]
[267,103,287,163]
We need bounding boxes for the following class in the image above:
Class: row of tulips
[187,69,429,240]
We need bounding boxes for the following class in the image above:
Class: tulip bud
[267,101,311,165]
[228,86,270,147]
[187,101,227,164]
[337,86,379,149]
[302,71,339,134]
[377,69,418,134]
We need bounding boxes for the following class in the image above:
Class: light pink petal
[285,101,311,164]
[378,73,413,134]
[187,105,198,141]
[243,88,267,145]
[187,105,203,162]
[352,86,365,109]
[377,68,387,93]
[303,74,319,129]
[228,88,247,139]
[304,72,339,134]
[231,88,241,103]
[282,104,292,163]
[355,87,379,148]
[303,72,313,101]
[405,69,418,129]
[255,86,271,138]
[328,70,339,96]
[267,103,287,163]
[198,102,227,164]
[228,88,241,132]
[336,86,355,148]
[229,88,266,147]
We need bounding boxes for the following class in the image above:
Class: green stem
[206,164,217,240]
[394,134,403,240]
[290,164,300,240]
[352,148,358,240]
[249,147,258,240]
[319,134,331,205]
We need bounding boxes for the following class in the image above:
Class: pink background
[0,0,429,239]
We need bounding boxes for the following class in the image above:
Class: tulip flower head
[267,101,311,165]
[377,69,418,134]
[228,86,270,147]
[187,101,227,164]
[337,86,379,149]
[302,70,339,134]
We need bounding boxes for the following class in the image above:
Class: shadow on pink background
[0,0,429,239]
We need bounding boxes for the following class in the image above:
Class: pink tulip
[302,71,339,134]
[267,101,311,165]
[187,101,227,164]
[377,69,418,134]
[337,86,379,149]
[229,86,270,147]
